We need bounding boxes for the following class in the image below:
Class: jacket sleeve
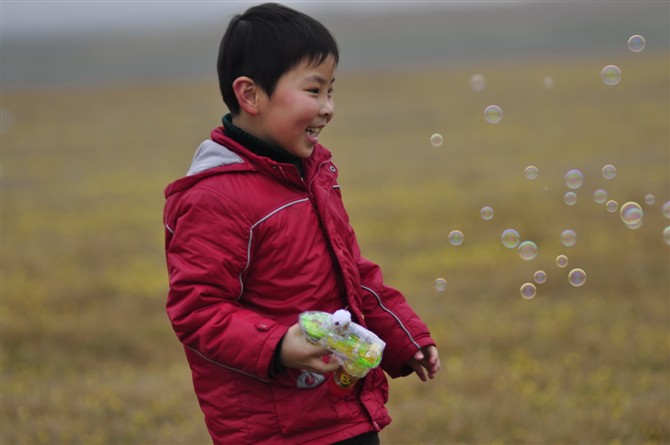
[357,255,436,379]
[164,186,287,381]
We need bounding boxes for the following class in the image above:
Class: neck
[222,114,303,176]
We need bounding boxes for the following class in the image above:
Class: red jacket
[164,127,435,444]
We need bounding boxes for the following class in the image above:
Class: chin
[295,146,315,159]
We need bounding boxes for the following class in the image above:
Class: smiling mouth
[305,127,322,137]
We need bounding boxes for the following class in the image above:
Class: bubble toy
[299,310,385,396]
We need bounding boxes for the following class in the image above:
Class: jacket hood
[164,138,253,198]
[187,139,245,176]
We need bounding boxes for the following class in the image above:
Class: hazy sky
[1,0,503,37]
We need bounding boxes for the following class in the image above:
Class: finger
[307,357,340,374]
[427,346,440,364]
[428,358,441,379]
[409,361,427,382]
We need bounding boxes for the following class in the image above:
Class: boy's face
[253,55,336,159]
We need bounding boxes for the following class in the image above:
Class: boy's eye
[307,87,334,97]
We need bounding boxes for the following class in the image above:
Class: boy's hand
[279,323,340,374]
[407,345,440,381]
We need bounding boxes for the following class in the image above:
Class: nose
[320,96,334,121]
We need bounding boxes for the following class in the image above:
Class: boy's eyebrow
[307,74,335,84]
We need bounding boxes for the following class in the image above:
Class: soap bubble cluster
[431,160,665,298]
[432,38,665,298]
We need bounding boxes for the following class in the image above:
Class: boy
[163,3,440,444]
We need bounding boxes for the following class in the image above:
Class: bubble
[449,230,464,246]
[602,164,617,179]
[606,200,618,212]
[601,65,622,86]
[430,133,444,147]
[565,169,584,189]
[568,268,587,287]
[564,191,578,206]
[433,278,447,292]
[520,283,537,299]
[663,226,670,245]
[555,255,569,268]
[480,206,494,221]
[663,201,670,219]
[484,105,503,124]
[518,241,538,261]
[645,194,655,205]
[628,34,646,52]
[501,229,521,249]
[560,229,577,247]
[533,270,547,284]
[593,189,608,204]
[524,165,539,180]
[543,76,554,89]
[620,201,644,229]
[470,73,486,92]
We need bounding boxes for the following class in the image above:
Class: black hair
[217,2,339,116]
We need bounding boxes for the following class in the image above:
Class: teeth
[306,127,321,137]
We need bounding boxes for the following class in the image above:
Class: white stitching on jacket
[361,284,422,350]
[237,198,311,300]
[186,345,270,382]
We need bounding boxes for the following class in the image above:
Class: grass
[2,52,668,444]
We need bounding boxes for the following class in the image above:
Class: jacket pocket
[271,371,366,436]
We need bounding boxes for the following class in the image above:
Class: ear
[232,76,261,116]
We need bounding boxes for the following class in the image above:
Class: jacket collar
[164,127,333,199]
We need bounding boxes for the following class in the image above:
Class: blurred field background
[2,1,669,444]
